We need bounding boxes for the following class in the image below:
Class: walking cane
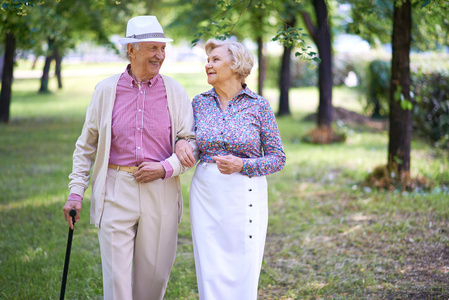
[60,209,77,300]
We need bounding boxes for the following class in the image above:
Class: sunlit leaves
[420,0,431,7]
[272,25,321,64]
[342,0,449,51]
[393,85,413,111]
[191,0,318,63]
[0,0,40,16]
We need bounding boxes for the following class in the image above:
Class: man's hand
[63,200,82,230]
[135,162,165,183]
[212,155,243,175]
[175,139,195,168]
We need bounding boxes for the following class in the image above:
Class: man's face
[128,42,166,81]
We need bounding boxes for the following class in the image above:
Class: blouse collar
[202,84,258,100]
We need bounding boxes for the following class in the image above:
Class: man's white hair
[122,43,140,61]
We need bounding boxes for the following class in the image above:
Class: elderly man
[62,15,197,300]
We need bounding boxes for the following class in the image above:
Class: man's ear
[127,44,135,59]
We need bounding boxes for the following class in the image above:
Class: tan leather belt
[108,164,139,173]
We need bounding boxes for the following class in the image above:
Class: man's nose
[155,49,165,59]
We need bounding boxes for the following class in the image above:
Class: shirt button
[248,189,252,192]
[137,147,141,149]
[249,235,252,238]
[249,219,252,223]
[138,109,142,112]
[249,204,253,207]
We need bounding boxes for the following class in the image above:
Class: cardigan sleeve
[67,74,119,198]
[68,86,101,197]
[161,75,198,177]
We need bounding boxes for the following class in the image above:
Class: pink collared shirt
[68,66,173,202]
[109,66,173,177]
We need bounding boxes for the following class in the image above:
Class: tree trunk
[388,0,412,176]
[313,0,333,128]
[0,52,4,78]
[32,56,38,69]
[55,48,63,89]
[39,56,53,93]
[278,18,296,116]
[0,32,16,123]
[39,38,55,93]
[257,36,265,96]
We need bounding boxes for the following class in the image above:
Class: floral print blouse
[193,86,286,177]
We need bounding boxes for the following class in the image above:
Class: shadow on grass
[0,198,103,299]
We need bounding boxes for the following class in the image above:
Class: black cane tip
[69,209,77,217]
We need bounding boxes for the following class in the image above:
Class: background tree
[0,0,40,123]
[250,3,269,96]
[277,16,296,116]
[389,0,412,176]
[301,0,333,130]
[274,0,302,117]
[228,0,275,96]
[342,0,449,179]
[0,0,147,121]
[33,0,131,93]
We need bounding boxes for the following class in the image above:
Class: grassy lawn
[1,61,448,299]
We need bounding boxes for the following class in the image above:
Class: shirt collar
[123,64,160,87]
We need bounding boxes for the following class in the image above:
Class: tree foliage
[0,0,43,122]
[169,0,320,64]
[340,0,449,51]
[1,0,39,15]
[0,0,150,121]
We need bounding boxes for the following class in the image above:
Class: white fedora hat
[118,16,173,45]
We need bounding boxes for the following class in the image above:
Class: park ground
[0,60,448,299]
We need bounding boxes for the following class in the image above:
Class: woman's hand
[175,139,195,168]
[212,155,243,174]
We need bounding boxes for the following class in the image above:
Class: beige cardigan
[68,73,197,227]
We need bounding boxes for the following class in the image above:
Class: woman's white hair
[204,39,254,83]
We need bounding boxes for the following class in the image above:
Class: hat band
[127,32,166,39]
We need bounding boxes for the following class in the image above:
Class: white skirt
[190,162,268,300]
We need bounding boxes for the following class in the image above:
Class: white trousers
[98,168,179,300]
[190,162,268,300]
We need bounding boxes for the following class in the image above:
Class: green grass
[1,62,448,299]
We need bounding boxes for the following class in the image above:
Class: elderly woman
[177,39,286,299]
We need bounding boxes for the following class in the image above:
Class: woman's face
[205,46,235,86]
